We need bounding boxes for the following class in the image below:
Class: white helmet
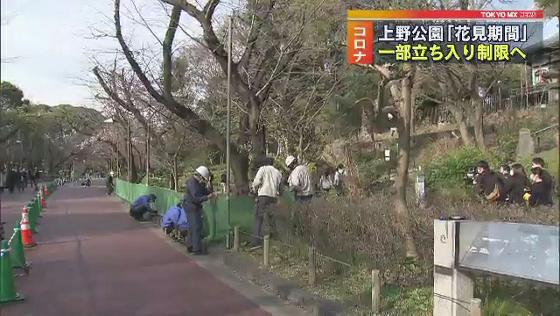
[285,155,296,168]
[109,171,114,176]
[195,166,210,181]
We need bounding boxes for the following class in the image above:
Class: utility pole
[225,14,233,248]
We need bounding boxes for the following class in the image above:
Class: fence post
[308,245,316,286]
[470,298,481,316]
[371,269,381,314]
[233,226,240,252]
[263,235,270,267]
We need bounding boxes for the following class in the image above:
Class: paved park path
[1,183,305,316]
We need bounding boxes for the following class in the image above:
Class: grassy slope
[538,147,559,179]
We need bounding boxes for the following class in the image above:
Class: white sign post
[433,220,474,316]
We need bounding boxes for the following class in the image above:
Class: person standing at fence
[286,155,313,203]
[129,194,158,221]
[250,156,283,247]
[182,166,218,255]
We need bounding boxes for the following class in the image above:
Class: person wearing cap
[161,203,189,241]
[129,193,158,221]
[250,156,283,247]
[285,155,313,202]
[182,166,218,255]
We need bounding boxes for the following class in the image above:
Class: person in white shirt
[286,155,313,202]
[333,164,346,196]
[319,168,333,194]
[251,156,283,247]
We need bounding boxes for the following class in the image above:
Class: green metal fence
[115,179,255,242]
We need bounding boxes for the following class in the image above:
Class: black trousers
[252,196,277,246]
[295,195,313,203]
[129,205,152,221]
[186,210,203,253]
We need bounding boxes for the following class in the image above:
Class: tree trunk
[393,65,418,259]
[230,153,249,195]
[173,154,178,191]
[248,99,266,160]
[473,98,486,150]
[129,152,138,183]
[451,107,475,146]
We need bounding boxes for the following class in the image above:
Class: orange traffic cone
[39,190,46,209]
[21,208,37,248]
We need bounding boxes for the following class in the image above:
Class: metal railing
[232,226,382,313]
[533,123,559,152]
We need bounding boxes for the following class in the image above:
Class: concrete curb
[223,251,347,316]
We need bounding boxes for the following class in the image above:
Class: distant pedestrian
[17,169,25,192]
[106,172,114,195]
[182,166,218,255]
[333,164,346,196]
[286,155,313,202]
[319,168,333,193]
[220,173,227,194]
[6,168,16,193]
[251,157,283,247]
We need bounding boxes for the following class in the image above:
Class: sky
[1,0,558,108]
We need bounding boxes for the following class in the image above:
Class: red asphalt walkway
[0,184,275,316]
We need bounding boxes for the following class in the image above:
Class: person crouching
[129,194,158,221]
[161,203,188,242]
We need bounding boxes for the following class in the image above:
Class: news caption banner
[347,10,544,65]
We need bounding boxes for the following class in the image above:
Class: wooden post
[308,246,316,286]
[263,235,270,267]
[470,298,481,316]
[372,269,380,314]
[233,226,240,252]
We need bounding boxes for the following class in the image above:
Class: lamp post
[15,139,23,167]
[103,118,119,177]
[127,119,131,183]
[497,80,502,110]
[145,110,156,186]
[225,14,233,248]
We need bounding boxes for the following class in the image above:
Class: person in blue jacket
[182,166,218,255]
[130,194,157,221]
[161,203,189,239]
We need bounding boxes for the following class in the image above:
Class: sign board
[457,221,559,285]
